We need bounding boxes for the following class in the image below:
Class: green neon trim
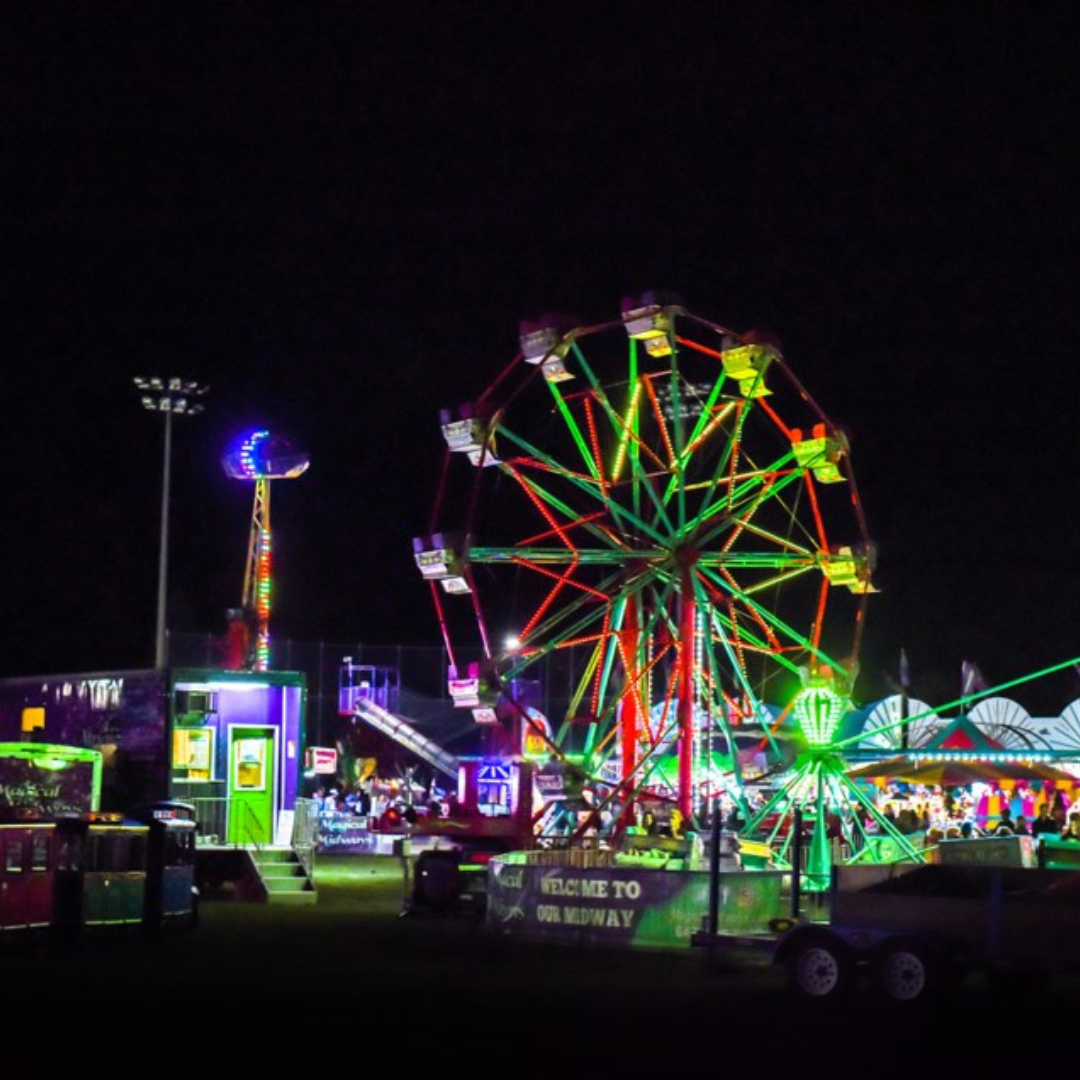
[494,426,670,548]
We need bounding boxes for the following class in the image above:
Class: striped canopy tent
[974,773,1076,826]
[891,713,1077,823]
[846,712,1079,825]
[845,754,1079,791]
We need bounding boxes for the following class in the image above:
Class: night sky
[3,2,1079,715]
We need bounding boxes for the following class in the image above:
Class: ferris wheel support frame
[678,565,697,821]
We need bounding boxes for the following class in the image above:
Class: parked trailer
[774,859,1080,1002]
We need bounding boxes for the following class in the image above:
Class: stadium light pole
[133,376,209,669]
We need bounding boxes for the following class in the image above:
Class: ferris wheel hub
[673,544,701,569]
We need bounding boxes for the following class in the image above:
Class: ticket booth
[170,668,305,847]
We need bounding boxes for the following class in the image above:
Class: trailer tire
[785,934,854,1001]
[875,940,939,1003]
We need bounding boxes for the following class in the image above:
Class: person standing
[1032,803,1058,839]
[1051,789,1070,828]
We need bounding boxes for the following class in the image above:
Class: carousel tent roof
[845,754,1077,789]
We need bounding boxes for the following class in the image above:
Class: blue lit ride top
[222,430,311,480]
[221,430,310,671]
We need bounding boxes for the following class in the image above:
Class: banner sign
[305,747,338,774]
[315,815,379,854]
[486,860,784,948]
[0,745,102,819]
[535,759,585,801]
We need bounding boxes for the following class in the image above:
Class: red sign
[305,747,338,774]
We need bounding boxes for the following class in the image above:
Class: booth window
[20,706,45,734]
[30,832,50,871]
[4,836,23,873]
[173,727,215,782]
[234,739,267,791]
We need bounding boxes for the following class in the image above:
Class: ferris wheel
[414,293,876,827]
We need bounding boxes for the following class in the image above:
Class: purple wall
[0,668,305,816]
[0,669,169,812]
[200,682,303,808]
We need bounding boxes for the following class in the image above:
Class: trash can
[411,849,463,912]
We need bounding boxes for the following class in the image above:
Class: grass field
[4,854,1080,1071]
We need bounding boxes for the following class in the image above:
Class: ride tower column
[617,597,641,828]
[677,554,699,824]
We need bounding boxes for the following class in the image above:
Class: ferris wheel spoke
[660,385,744,512]
[498,429,671,549]
[690,617,762,785]
[694,459,816,554]
[677,395,738,474]
[702,594,786,708]
[697,570,848,686]
[470,546,642,567]
[576,360,701,540]
[497,566,632,668]
[606,430,681,541]
[549,360,682,543]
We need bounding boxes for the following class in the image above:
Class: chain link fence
[167,632,583,757]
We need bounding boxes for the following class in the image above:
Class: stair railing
[291,797,319,879]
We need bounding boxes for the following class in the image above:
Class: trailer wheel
[876,941,938,1003]
[786,935,854,1001]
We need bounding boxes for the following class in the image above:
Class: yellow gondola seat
[791,423,848,483]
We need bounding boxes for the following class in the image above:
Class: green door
[227,726,276,845]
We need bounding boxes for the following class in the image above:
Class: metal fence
[168,633,465,747]
[167,631,584,751]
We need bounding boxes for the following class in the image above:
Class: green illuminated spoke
[497,427,670,548]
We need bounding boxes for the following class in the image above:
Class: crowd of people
[868,782,1079,844]
[310,778,455,828]
[303,766,1080,849]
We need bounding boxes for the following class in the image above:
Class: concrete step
[254,846,303,863]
